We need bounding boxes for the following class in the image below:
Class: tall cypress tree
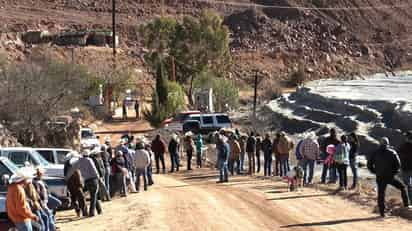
[155,56,168,105]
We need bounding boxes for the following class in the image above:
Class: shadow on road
[280,216,382,228]
[267,193,331,201]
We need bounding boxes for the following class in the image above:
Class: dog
[284,166,304,192]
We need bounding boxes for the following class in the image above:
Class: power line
[195,0,412,11]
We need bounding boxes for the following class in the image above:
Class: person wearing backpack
[334,135,350,190]
[368,137,411,217]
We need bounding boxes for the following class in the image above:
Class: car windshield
[32,151,49,166]
[2,158,19,173]
[81,130,95,139]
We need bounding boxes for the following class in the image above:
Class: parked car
[35,148,72,165]
[80,128,100,149]
[186,113,232,133]
[163,110,201,131]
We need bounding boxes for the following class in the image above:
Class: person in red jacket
[6,170,38,231]
[151,134,167,174]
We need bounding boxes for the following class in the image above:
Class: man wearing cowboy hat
[6,169,38,231]
[400,131,412,201]
[133,138,151,192]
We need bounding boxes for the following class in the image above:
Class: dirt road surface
[57,168,412,231]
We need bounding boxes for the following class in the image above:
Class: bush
[261,78,282,101]
[288,66,306,87]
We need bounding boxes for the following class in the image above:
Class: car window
[191,116,201,122]
[37,151,54,163]
[202,116,214,124]
[57,151,70,164]
[9,152,28,167]
[31,151,49,166]
[183,121,200,131]
[216,115,231,124]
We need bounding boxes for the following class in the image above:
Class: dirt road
[57,168,412,231]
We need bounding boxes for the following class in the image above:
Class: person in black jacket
[262,134,273,177]
[399,131,412,202]
[255,134,262,173]
[367,137,410,217]
[246,132,256,175]
[90,148,111,202]
[348,132,360,189]
[168,134,180,172]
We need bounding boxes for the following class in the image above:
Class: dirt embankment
[1,0,412,85]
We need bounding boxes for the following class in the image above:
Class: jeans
[321,163,337,183]
[274,156,281,176]
[34,210,45,231]
[248,152,255,174]
[85,178,102,216]
[99,178,111,201]
[349,158,358,188]
[15,221,33,231]
[187,150,193,170]
[155,152,166,173]
[128,170,137,192]
[279,154,290,176]
[377,176,409,216]
[218,160,229,182]
[402,171,412,202]
[135,168,148,191]
[256,150,261,173]
[228,159,240,175]
[148,163,154,185]
[196,150,202,168]
[170,152,180,172]
[104,167,111,194]
[336,163,348,188]
[301,159,315,184]
[240,151,245,171]
[263,152,272,176]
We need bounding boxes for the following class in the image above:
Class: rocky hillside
[1,0,412,86]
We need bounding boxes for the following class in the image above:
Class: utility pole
[252,69,258,128]
[112,0,116,57]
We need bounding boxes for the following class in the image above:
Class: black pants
[256,150,261,173]
[85,178,102,216]
[155,152,166,173]
[264,153,273,177]
[196,151,202,168]
[336,163,348,188]
[187,150,193,170]
[377,176,409,216]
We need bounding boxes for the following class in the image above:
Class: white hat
[9,167,34,184]
[64,151,80,162]
[171,133,178,141]
[185,131,194,137]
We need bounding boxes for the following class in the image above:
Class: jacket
[399,141,412,171]
[229,139,241,160]
[217,142,230,162]
[184,138,195,153]
[246,136,256,153]
[334,142,350,165]
[277,136,293,155]
[368,145,401,179]
[67,157,99,181]
[111,155,126,174]
[256,137,262,154]
[168,139,179,155]
[91,155,106,178]
[133,149,151,170]
[64,161,84,192]
[6,183,37,224]
[196,136,203,153]
[349,141,359,160]
[300,138,320,161]
[261,138,272,155]
[151,138,166,154]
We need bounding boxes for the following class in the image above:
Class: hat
[171,133,178,141]
[9,167,34,184]
[380,137,389,146]
[185,131,194,137]
[326,144,336,155]
[64,151,80,162]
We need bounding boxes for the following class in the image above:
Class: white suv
[80,128,100,149]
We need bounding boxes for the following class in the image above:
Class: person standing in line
[151,134,167,174]
[246,132,257,175]
[67,150,103,217]
[255,134,262,173]
[216,134,230,183]
[277,132,293,176]
[399,131,412,203]
[196,134,204,168]
[321,128,340,184]
[334,135,350,190]
[90,148,111,201]
[100,144,112,200]
[144,143,155,185]
[299,132,319,185]
[368,137,411,217]
[6,170,38,231]
[184,134,195,171]
[64,152,87,217]
[272,133,281,176]
[33,168,57,231]
[134,100,140,120]
[228,135,241,175]
[111,150,128,197]
[134,139,150,192]
[262,133,273,177]
[168,133,180,172]
[122,100,127,120]
[348,132,360,190]
[239,135,247,172]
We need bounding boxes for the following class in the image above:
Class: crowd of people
[6,127,412,231]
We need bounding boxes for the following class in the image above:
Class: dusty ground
[57,168,412,231]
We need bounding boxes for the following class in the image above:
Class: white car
[80,128,100,149]
[0,147,64,178]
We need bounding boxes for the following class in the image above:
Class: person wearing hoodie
[134,140,151,192]
[368,137,410,217]
[168,134,180,172]
[196,134,204,168]
[151,134,167,174]
[6,169,38,231]
[400,131,412,202]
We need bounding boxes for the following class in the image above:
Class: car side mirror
[1,174,10,186]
